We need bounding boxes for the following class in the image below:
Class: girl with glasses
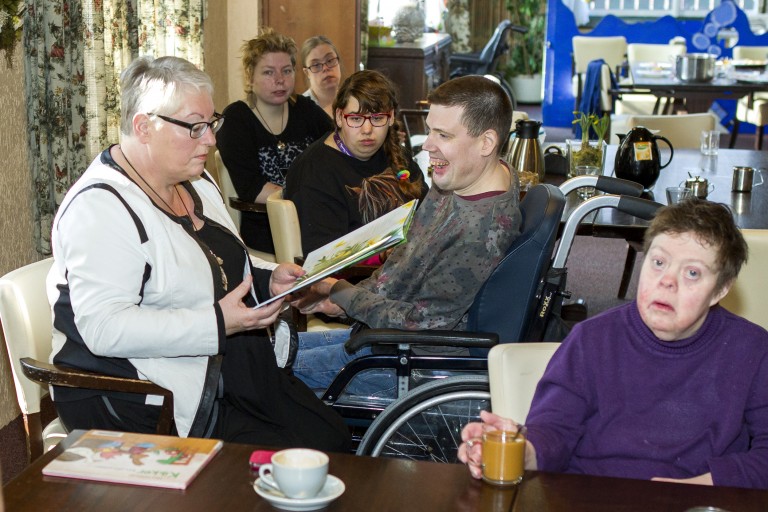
[217,27,333,255]
[300,35,343,118]
[285,70,428,255]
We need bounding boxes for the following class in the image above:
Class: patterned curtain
[23,0,205,254]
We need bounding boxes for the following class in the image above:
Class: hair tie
[397,169,410,181]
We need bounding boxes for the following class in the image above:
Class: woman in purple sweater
[459,199,768,490]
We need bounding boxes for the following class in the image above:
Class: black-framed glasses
[342,112,391,128]
[304,57,339,73]
[148,112,224,139]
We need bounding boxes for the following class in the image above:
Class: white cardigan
[48,149,276,437]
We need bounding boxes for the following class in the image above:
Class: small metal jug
[682,175,714,198]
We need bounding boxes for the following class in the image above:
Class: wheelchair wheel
[355,375,490,463]
[495,74,517,111]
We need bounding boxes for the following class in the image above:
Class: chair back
[626,113,717,148]
[466,184,566,343]
[488,342,560,421]
[720,229,768,331]
[266,190,303,264]
[0,258,54,417]
[733,46,768,61]
[627,43,686,67]
[572,36,627,75]
[476,19,513,75]
[214,150,241,229]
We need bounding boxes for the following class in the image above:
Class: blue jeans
[294,328,396,399]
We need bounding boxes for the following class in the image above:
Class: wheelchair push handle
[510,24,528,35]
[617,195,663,220]
[560,175,643,197]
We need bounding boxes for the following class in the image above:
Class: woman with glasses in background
[300,35,342,118]
[47,55,350,450]
[217,27,333,255]
[285,70,427,255]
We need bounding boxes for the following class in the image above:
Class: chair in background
[720,229,768,331]
[728,46,768,150]
[626,113,717,148]
[264,190,355,332]
[616,113,717,299]
[0,259,174,462]
[214,150,276,263]
[618,43,687,116]
[400,108,429,155]
[449,21,528,108]
[488,342,560,421]
[571,36,627,109]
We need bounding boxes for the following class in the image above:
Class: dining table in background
[4,430,768,512]
[614,65,768,114]
[588,146,768,242]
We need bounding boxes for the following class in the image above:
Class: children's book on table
[255,198,419,308]
[42,430,223,489]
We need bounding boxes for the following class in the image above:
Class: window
[589,0,760,17]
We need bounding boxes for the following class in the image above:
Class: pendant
[276,140,286,151]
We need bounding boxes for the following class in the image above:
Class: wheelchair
[448,20,528,110]
[316,179,661,463]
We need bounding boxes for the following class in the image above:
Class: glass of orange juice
[481,427,526,486]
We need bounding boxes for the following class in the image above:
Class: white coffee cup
[258,448,329,499]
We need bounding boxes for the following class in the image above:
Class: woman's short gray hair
[119,56,214,136]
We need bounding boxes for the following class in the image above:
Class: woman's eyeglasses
[342,113,391,128]
[149,113,225,139]
[304,57,339,74]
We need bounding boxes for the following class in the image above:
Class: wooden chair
[214,150,276,263]
[0,259,174,462]
[720,229,768,331]
[488,342,560,421]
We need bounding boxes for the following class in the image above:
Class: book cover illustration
[255,198,418,308]
[42,430,223,489]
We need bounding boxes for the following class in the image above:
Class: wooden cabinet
[367,33,452,109]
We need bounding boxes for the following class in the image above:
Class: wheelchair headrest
[466,184,566,343]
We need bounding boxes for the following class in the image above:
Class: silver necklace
[253,102,286,151]
[120,147,228,291]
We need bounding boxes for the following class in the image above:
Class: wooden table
[616,68,768,114]
[4,431,768,511]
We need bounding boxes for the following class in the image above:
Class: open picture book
[42,430,223,489]
[255,198,419,308]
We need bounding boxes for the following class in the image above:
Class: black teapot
[614,126,674,190]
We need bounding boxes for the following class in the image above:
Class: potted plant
[504,0,545,104]
[567,112,609,177]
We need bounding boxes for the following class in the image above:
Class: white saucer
[253,475,345,511]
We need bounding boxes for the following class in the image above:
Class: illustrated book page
[254,198,418,308]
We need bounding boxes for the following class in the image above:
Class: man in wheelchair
[289,75,522,398]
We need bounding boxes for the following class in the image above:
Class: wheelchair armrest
[21,357,175,435]
[229,197,267,214]
[344,329,499,353]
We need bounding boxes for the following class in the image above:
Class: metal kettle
[614,126,674,190]
[506,119,544,182]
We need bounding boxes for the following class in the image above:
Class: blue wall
[543,0,768,128]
